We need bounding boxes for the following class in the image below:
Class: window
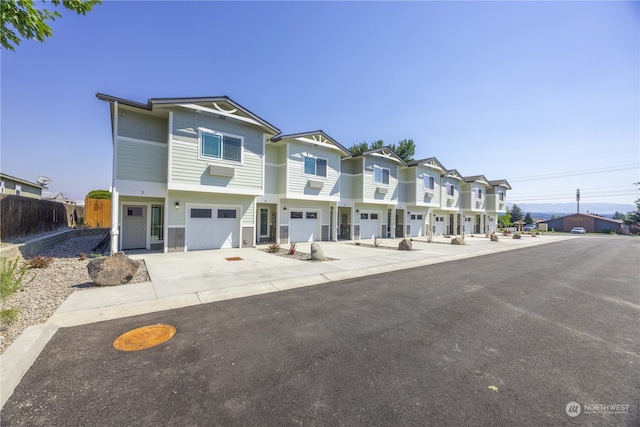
[151,205,164,241]
[499,191,505,201]
[200,130,243,162]
[370,213,379,220]
[475,188,483,199]
[446,184,455,196]
[424,175,435,190]
[306,212,318,219]
[218,209,237,219]
[191,208,212,218]
[127,207,143,216]
[291,211,303,219]
[0,181,4,194]
[260,208,268,236]
[410,215,416,220]
[361,213,369,220]
[15,185,22,196]
[374,166,390,185]
[304,156,327,177]
[417,215,423,220]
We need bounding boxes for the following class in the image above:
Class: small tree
[623,198,640,225]
[498,211,511,228]
[612,211,625,220]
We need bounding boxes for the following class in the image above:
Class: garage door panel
[186,207,239,250]
[409,214,424,237]
[290,211,318,243]
[360,212,380,239]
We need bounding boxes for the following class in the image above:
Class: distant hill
[507,203,634,218]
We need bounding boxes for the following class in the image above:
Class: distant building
[0,173,43,199]
[539,213,623,233]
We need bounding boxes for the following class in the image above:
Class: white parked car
[571,227,586,234]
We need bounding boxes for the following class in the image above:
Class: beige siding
[286,142,340,199]
[363,157,398,203]
[116,139,168,183]
[118,110,168,143]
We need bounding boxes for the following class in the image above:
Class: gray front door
[122,205,146,249]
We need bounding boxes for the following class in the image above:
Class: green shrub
[86,190,112,200]
[0,307,20,325]
[1,258,28,299]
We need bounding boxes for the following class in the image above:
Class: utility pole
[576,189,580,213]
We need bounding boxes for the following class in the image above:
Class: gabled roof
[270,131,351,157]
[463,175,491,187]
[407,157,447,171]
[350,146,406,165]
[488,179,512,190]
[442,169,464,181]
[539,213,623,225]
[95,93,281,135]
[0,173,43,189]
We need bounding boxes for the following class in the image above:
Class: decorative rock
[451,236,465,245]
[490,234,499,242]
[310,242,328,261]
[513,233,522,239]
[87,252,140,286]
[398,239,412,251]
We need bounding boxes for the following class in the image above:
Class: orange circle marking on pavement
[113,324,176,351]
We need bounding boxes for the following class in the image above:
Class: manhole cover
[225,257,243,261]
[113,324,176,352]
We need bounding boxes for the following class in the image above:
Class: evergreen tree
[510,204,524,223]
[623,198,640,225]
[524,213,533,225]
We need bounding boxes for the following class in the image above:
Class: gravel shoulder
[0,234,150,355]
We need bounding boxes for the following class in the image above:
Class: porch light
[283,207,287,213]
[175,202,180,209]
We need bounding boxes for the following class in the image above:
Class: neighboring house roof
[270,130,351,157]
[442,169,464,181]
[488,179,512,190]
[0,173,43,189]
[407,157,447,172]
[350,146,406,165]
[96,93,281,135]
[539,213,623,225]
[463,175,491,187]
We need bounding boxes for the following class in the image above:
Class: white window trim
[197,127,244,165]
[0,181,4,194]
[373,165,390,186]
[15,184,22,196]
[423,175,435,190]
[302,154,328,179]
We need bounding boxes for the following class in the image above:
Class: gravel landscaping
[0,233,150,355]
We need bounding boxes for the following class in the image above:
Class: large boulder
[398,239,412,251]
[490,234,499,242]
[310,242,328,261]
[87,253,140,286]
[451,236,465,245]
[512,233,522,239]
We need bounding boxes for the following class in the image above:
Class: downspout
[110,101,120,254]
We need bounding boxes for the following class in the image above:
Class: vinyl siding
[441,177,460,210]
[286,142,340,200]
[363,157,398,204]
[118,110,167,143]
[340,173,361,200]
[415,167,441,206]
[116,139,168,183]
[170,110,264,191]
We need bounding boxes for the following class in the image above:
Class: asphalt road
[3,237,639,426]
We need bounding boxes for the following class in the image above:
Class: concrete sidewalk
[1,233,573,408]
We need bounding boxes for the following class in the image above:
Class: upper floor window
[304,156,327,177]
[374,166,390,185]
[498,191,505,201]
[475,188,483,199]
[199,129,243,163]
[446,183,455,196]
[424,175,435,190]
[15,185,22,196]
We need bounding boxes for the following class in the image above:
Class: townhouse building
[97,93,509,253]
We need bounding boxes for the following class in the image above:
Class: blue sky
[2,1,638,207]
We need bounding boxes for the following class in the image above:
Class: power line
[510,185,635,197]
[508,192,638,202]
[508,164,639,182]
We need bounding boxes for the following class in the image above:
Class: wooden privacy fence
[84,198,111,228]
[0,195,69,241]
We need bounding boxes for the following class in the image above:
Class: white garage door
[409,214,424,237]
[360,212,380,239]
[290,211,319,243]
[186,207,239,250]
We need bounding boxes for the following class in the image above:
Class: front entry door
[122,205,146,250]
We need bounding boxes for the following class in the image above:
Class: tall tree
[612,211,625,220]
[524,213,533,225]
[348,141,370,155]
[388,139,416,163]
[1,0,101,51]
[510,204,523,223]
[623,198,640,225]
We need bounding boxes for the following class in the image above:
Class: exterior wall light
[175,202,180,209]
[283,207,287,213]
